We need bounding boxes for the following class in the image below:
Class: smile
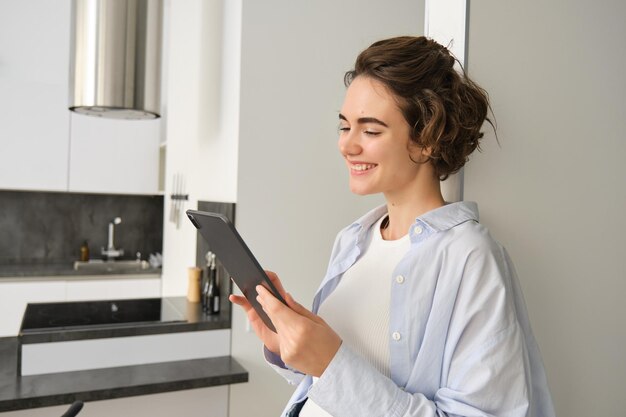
[350,163,377,173]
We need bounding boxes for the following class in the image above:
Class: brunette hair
[344,36,493,180]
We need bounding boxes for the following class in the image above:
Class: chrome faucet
[101,217,124,260]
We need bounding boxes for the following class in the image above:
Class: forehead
[341,76,403,121]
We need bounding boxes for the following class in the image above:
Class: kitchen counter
[0,297,246,412]
[0,263,161,279]
[0,337,247,412]
[19,297,230,344]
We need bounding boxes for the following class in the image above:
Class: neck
[381,178,445,241]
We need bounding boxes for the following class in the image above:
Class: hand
[256,284,342,377]
[229,270,287,355]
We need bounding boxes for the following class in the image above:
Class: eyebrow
[338,113,388,128]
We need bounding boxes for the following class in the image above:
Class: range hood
[69,0,163,119]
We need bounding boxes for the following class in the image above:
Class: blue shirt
[267,202,555,417]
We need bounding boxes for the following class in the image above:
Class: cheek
[390,153,420,180]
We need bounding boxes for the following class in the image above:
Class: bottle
[201,253,210,311]
[80,241,89,262]
[206,253,220,315]
[201,251,212,312]
[201,275,210,312]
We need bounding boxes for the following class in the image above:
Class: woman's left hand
[256,285,342,377]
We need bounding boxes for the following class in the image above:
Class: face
[338,76,424,198]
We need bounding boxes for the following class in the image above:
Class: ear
[420,146,433,157]
[407,141,432,163]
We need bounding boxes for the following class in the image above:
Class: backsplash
[0,190,163,265]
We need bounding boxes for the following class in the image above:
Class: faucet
[101,217,124,260]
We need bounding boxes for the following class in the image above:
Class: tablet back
[186,209,285,332]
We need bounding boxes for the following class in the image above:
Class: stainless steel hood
[69,0,163,119]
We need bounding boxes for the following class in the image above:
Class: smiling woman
[231,36,555,417]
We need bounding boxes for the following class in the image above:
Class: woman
[230,36,555,417]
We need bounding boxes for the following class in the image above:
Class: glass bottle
[206,253,220,315]
[80,240,89,262]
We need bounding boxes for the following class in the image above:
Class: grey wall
[465,1,626,415]
[232,0,424,415]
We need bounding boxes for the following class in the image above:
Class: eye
[338,125,350,133]
[364,130,381,136]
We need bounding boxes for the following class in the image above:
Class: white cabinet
[0,0,71,192]
[0,0,161,195]
[0,280,67,337]
[65,277,161,301]
[69,114,161,194]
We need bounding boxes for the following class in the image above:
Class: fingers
[231,292,281,354]
[256,284,288,314]
[284,292,318,321]
[256,286,341,377]
[229,294,248,307]
[256,285,320,324]
[264,270,288,298]
[229,294,257,318]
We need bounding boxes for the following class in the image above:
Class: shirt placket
[389,219,433,388]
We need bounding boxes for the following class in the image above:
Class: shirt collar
[349,205,389,232]
[418,201,479,231]
[350,201,479,234]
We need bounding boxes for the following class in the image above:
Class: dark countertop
[0,262,161,279]
[0,297,246,412]
[0,337,248,412]
[20,297,231,344]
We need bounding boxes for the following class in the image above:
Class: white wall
[465,1,626,415]
[160,0,241,296]
[231,1,424,416]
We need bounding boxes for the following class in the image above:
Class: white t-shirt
[300,214,410,417]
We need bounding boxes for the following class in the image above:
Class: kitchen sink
[73,259,151,273]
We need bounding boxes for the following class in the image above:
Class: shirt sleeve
[307,343,441,416]
[434,244,531,416]
[263,346,305,386]
[306,244,532,417]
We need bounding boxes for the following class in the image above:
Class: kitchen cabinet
[0,276,161,337]
[0,0,161,195]
[0,0,71,192]
[65,277,161,301]
[0,281,66,337]
[68,113,161,194]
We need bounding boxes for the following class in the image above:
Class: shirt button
[395,275,405,284]
[392,332,402,341]
[413,226,423,235]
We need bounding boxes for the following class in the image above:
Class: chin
[349,183,375,196]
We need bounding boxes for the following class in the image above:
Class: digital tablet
[186,209,287,332]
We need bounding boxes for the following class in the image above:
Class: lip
[347,160,378,176]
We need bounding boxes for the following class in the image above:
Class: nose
[338,129,362,157]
